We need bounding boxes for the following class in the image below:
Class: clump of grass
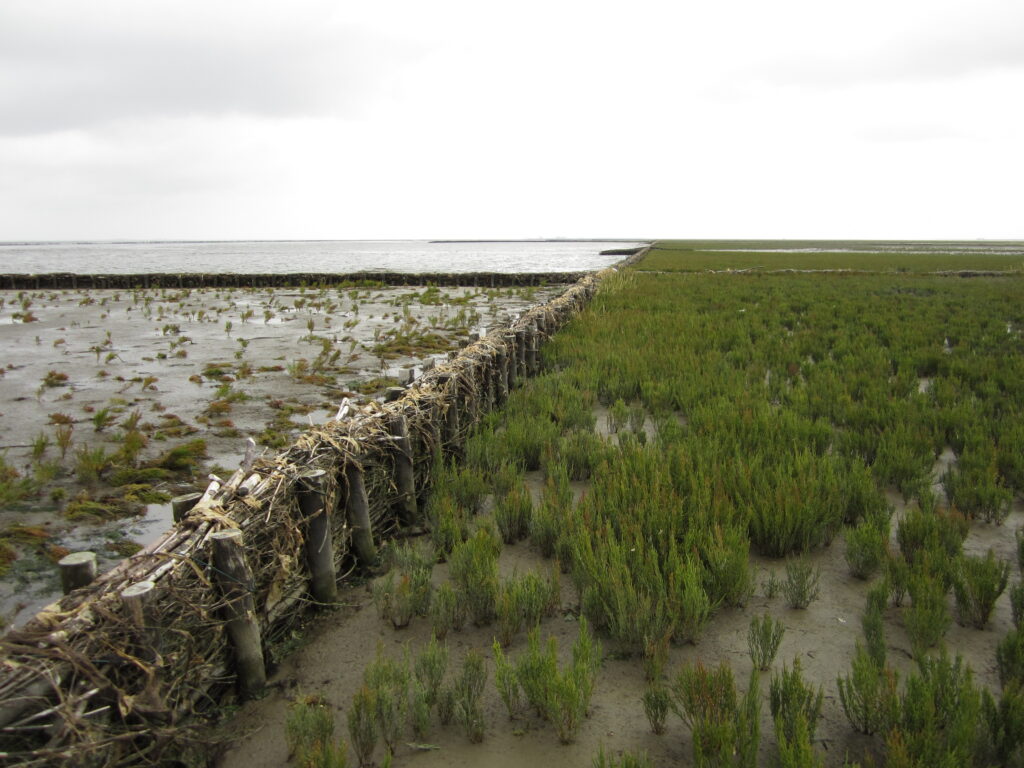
[494,483,532,544]
[844,511,890,580]
[748,613,785,671]
[837,643,901,735]
[905,571,951,657]
[427,494,468,561]
[448,528,501,626]
[492,641,523,719]
[429,582,465,638]
[285,694,342,768]
[669,661,760,768]
[147,439,207,474]
[346,686,377,768]
[769,657,824,745]
[642,684,670,735]
[897,504,968,565]
[953,549,1009,629]
[413,634,448,709]
[454,649,488,743]
[783,556,820,609]
[997,628,1024,688]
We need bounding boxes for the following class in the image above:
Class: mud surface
[0,283,561,626]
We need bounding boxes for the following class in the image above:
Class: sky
[1,0,1022,241]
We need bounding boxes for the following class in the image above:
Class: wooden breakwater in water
[0,268,608,767]
[0,271,590,291]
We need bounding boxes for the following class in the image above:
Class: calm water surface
[0,240,643,274]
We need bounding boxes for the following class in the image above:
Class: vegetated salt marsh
[217,254,1024,768]
[0,281,561,627]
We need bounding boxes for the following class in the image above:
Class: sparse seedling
[783,556,820,609]
[748,613,785,671]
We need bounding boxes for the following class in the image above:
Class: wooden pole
[506,333,519,390]
[344,459,378,566]
[515,329,528,382]
[59,551,97,594]
[387,410,418,526]
[121,580,158,661]
[171,492,202,523]
[438,372,460,453]
[296,470,337,605]
[209,529,266,699]
[495,346,509,404]
[526,324,539,377]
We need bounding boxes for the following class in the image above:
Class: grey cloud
[0,4,422,135]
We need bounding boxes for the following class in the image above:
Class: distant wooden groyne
[0,271,590,291]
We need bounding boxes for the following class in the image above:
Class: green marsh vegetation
[364,248,1024,765]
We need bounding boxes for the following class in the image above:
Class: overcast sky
[1,0,1022,241]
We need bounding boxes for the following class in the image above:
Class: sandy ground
[0,283,560,626]
[214,425,1023,768]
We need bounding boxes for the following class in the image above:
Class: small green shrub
[837,643,900,735]
[429,582,465,638]
[675,558,712,644]
[775,713,823,768]
[783,556,820,609]
[897,505,967,565]
[492,641,523,719]
[592,746,653,768]
[427,495,468,560]
[669,662,760,768]
[516,627,557,717]
[454,649,488,743]
[494,483,532,544]
[770,657,824,744]
[347,686,377,768]
[642,684,670,735]
[905,572,951,657]
[953,550,1009,629]
[863,599,887,668]
[998,628,1024,688]
[747,613,785,671]
[286,694,337,768]
[1011,582,1024,629]
[413,635,448,708]
[980,680,1024,767]
[448,528,500,626]
[844,513,889,580]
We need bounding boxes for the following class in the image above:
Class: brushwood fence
[0,270,607,767]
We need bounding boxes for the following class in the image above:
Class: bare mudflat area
[0,282,560,626]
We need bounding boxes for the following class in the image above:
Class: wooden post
[515,329,527,381]
[495,346,509,404]
[384,386,405,402]
[121,580,158,661]
[438,373,460,453]
[344,459,378,566]
[526,324,539,376]
[171,492,203,523]
[506,334,518,390]
[210,529,266,700]
[59,551,97,594]
[387,410,418,526]
[296,470,337,605]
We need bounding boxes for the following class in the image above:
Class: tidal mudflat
[0,281,561,626]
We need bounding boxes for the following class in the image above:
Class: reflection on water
[0,240,641,275]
